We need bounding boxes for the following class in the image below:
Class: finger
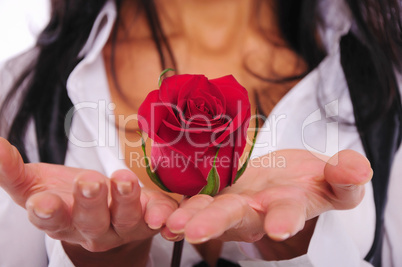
[143,191,178,231]
[160,227,184,242]
[324,150,373,209]
[166,194,213,234]
[0,137,29,205]
[263,198,306,241]
[26,192,72,237]
[0,138,83,206]
[182,194,261,244]
[110,170,142,235]
[72,171,110,239]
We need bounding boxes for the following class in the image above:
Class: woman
[0,0,401,266]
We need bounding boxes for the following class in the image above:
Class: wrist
[62,238,153,267]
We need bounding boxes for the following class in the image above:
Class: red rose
[138,74,251,196]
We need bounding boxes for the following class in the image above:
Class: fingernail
[33,207,53,219]
[268,232,290,241]
[148,222,162,230]
[116,181,133,196]
[185,236,210,244]
[78,181,100,198]
[163,232,180,241]
[170,228,185,235]
[165,235,180,241]
[335,184,358,191]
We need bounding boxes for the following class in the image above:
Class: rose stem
[171,240,184,267]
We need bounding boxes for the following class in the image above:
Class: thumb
[0,137,31,206]
[324,149,373,210]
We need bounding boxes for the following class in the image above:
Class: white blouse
[0,0,401,266]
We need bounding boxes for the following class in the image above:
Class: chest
[102,34,305,196]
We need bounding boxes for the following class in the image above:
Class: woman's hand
[0,137,178,266]
[163,149,372,258]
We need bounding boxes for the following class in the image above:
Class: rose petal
[201,145,233,191]
[186,99,213,120]
[151,146,207,196]
[159,75,195,124]
[138,90,170,142]
[230,121,250,184]
[210,75,249,119]
[159,74,196,105]
[177,75,226,113]
[162,117,230,135]
[191,90,223,116]
[156,121,211,156]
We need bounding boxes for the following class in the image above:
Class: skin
[105,0,305,202]
[162,149,371,245]
[0,0,373,266]
[0,137,177,266]
[0,138,372,265]
[104,0,324,264]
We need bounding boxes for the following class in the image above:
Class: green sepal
[234,111,259,183]
[199,149,220,196]
[137,132,171,192]
[158,68,175,87]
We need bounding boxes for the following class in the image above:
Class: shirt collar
[67,0,352,98]
[317,0,352,54]
[66,0,116,104]
[77,0,117,61]
[72,0,352,66]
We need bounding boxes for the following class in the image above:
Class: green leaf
[137,132,171,192]
[199,149,221,196]
[234,111,259,183]
[158,68,176,87]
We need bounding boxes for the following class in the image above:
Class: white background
[0,0,49,63]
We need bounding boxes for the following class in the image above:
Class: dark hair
[1,0,401,163]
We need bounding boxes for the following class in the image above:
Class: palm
[164,149,372,244]
[0,137,177,252]
[11,163,79,207]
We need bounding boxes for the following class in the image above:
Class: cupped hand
[0,137,178,253]
[163,149,372,245]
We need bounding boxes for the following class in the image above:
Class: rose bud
[138,72,255,196]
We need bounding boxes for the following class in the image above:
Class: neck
[174,0,251,50]
[156,0,275,53]
[119,0,278,53]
